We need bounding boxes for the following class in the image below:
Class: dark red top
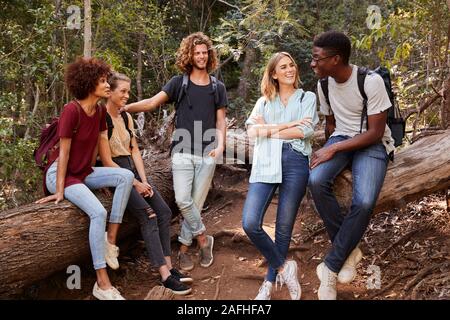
[48,101,107,188]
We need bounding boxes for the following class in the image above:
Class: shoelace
[107,244,119,256]
[256,282,271,299]
[110,287,122,299]
[275,273,284,291]
[276,265,300,298]
[324,267,336,287]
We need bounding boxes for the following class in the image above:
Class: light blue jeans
[172,152,216,246]
[46,161,134,270]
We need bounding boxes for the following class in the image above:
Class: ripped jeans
[112,156,172,268]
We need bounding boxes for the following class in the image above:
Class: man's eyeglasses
[311,54,337,62]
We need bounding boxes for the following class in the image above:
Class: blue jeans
[46,162,134,270]
[309,136,388,273]
[172,152,216,246]
[242,143,309,282]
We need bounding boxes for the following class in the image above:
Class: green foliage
[0,0,449,208]
[0,118,40,210]
[353,0,450,131]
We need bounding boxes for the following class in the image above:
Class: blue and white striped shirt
[245,89,318,183]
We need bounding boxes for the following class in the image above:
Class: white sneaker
[276,260,302,300]
[338,247,363,284]
[92,282,125,300]
[254,281,273,300]
[105,232,119,270]
[316,262,337,300]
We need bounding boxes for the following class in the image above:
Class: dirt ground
[26,165,450,300]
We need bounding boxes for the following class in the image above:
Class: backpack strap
[210,75,220,107]
[73,100,83,134]
[300,91,305,103]
[176,74,189,110]
[105,112,114,140]
[106,112,134,149]
[319,77,331,111]
[357,67,369,133]
[121,112,134,149]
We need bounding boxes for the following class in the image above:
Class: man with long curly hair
[123,32,228,273]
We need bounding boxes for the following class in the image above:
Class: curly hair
[175,32,218,74]
[65,57,111,99]
[261,52,301,101]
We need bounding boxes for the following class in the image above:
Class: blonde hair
[108,72,131,91]
[175,32,218,74]
[261,52,301,101]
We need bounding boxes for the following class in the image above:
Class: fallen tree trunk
[333,130,450,213]
[0,148,175,298]
[224,128,326,163]
[1,131,450,297]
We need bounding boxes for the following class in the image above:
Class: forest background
[1,0,449,210]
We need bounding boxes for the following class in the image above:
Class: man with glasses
[308,31,394,300]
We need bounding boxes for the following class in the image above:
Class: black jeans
[113,156,172,268]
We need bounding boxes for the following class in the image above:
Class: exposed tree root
[214,265,226,300]
[144,285,174,300]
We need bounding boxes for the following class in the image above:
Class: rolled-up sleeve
[296,92,319,139]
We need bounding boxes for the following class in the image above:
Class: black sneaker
[162,275,192,296]
[170,268,193,284]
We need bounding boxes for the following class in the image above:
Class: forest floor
[26,165,450,300]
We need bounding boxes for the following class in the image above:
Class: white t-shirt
[317,64,395,155]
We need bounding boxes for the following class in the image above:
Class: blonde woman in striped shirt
[242,52,318,300]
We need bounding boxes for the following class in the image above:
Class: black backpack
[105,111,134,149]
[320,66,405,147]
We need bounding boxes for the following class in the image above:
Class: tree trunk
[136,33,145,136]
[83,0,92,58]
[237,35,256,102]
[2,131,450,297]
[0,147,174,298]
[24,83,39,140]
[333,130,450,213]
[224,129,326,163]
[442,76,450,129]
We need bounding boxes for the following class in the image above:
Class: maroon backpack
[34,102,81,171]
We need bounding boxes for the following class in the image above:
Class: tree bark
[1,131,450,297]
[83,0,92,58]
[135,33,146,136]
[237,34,256,102]
[0,147,174,298]
[441,75,450,129]
[24,83,39,140]
[333,130,450,213]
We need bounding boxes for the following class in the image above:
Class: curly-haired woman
[121,32,228,273]
[36,57,134,300]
